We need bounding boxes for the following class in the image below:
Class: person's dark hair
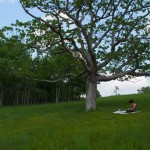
[129,99,134,103]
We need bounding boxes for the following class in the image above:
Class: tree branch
[96,70,150,82]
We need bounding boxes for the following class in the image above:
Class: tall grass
[0,94,149,150]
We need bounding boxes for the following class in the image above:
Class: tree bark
[0,91,4,106]
[56,84,60,103]
[85,76,97,111]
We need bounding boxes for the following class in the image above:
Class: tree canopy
[0,28,86,106]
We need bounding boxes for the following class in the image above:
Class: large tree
[19,0,150,111]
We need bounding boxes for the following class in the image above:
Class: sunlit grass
[0,94,149,150]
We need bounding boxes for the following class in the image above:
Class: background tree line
[0,29,86,106]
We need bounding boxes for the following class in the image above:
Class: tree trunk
[85,76,97,111]
[67,85,70,102]
[0,91,4,106]
[16,90,19,105]
[56,84,60,103]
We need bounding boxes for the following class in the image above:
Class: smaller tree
[137,86,150,94]
[114,86,119,95]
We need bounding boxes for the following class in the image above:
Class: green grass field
[0,94,149,150]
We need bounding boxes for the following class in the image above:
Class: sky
[0,0,150,97]
[0,0,32,27]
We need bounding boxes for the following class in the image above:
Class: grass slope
[0,94,150,150]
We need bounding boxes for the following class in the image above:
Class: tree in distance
[114,86,119,96]
[137,86,150,94]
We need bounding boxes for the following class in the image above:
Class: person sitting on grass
[126,99,137,113]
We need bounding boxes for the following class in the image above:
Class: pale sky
[0,0,30,27]
[98,77,150,97]
[0,0,150,97]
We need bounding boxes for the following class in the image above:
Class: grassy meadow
[0,94,150,150]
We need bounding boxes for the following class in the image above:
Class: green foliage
[137,86,150,94]
[0,94,150,149]
[0,29,32,77]
[17,0,150,79]
[0,28,86,105]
